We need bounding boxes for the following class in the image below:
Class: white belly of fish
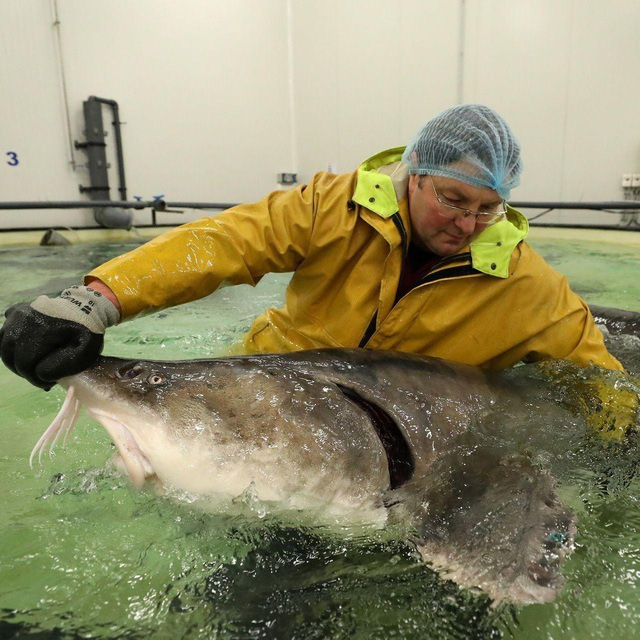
[31,383,386,521]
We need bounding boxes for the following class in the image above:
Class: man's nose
[455,213,477,235]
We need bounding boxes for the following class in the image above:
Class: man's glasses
[428,176,507,226]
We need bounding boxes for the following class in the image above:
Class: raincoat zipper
[358,245,479,348]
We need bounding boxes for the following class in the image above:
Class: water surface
[0,236,639,639]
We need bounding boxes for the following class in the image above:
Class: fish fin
[391,451,576,605]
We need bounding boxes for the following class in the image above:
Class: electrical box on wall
[277,173,297,185]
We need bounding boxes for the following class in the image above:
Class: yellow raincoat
[88,148,622,372]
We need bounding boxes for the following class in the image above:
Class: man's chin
[436,239,467,255]
[417,234,469,256]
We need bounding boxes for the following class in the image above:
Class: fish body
[590,304,640,338]
[33,348,576,604]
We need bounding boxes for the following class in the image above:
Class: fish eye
[147,373,166,386]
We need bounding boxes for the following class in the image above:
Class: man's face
[407,173,503,256]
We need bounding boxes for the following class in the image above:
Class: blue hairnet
[402,104,523,200]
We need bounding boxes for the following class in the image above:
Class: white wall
[0,0,294,228]
[463,0,640,225]
[0,1,78,225]
[289,0,462,178]
[1,0,639,229]
[290,0,640,226]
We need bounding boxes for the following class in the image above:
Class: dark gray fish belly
[590,304,640,338]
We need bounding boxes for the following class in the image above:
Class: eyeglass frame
[427,175,507,225]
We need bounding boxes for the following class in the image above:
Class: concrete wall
[1,0,639,229]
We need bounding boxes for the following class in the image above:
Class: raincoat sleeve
[515,257,635,439]
[85,178,322,319]
[525,297,637,441]
[520,271,624,372]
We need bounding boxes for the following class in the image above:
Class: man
[0,104,622,391]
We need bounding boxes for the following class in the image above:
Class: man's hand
[0,285,120,391]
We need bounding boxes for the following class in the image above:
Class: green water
[529,238,640,313]
[0,237,639,639]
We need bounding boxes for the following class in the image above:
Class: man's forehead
[433,166,501,202]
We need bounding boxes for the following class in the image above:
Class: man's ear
[408,173,420,198]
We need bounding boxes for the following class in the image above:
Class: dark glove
[0,286,120,391]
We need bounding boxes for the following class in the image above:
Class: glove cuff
[31,285,120,334]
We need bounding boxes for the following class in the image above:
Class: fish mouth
[85,407,155,488]
[30,384,156,489]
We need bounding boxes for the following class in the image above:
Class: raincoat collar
[353,147,406,219]
[469,206,528,278]
[352,147,528,279]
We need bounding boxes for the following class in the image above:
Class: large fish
[590,304,640,338]
[30,349,576,605]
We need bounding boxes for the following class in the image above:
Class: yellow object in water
[577,377,639,441]
[536,360,638,441]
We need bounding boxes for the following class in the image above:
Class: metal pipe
[529,222,640,231]
[0,220,638,235]
[0,224,184,233]
[51,0,77,169]
[510,201,640,210]
[77,99,110,200]
[2,200,639,211]
[0,200,239,211]
[88,96,127,200]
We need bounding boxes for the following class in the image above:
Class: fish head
[61,356,392,512]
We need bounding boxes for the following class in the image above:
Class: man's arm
[84,277,122,317]
[519,272,623,372]
[0,284,120,389]
[85,176,322,319]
